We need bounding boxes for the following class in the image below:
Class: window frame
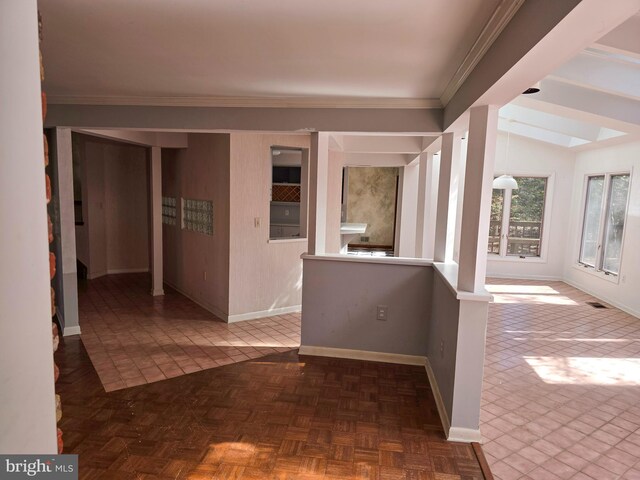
[268,146,309,243]
[488,173,554,263]
[576,170,632,280]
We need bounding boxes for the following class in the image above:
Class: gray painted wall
[301,258,432,356]
[427,273,460,423]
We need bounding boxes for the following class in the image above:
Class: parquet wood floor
[56,335,489,479]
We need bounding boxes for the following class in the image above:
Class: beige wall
[73,134,149,277]
[228,133,310,318]
[162,134,231,317]
[105,144,149,272]
[346,167,398,247]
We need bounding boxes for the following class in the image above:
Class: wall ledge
[298,345,427,366]
[301,253,433,268]
[433,262,493,302]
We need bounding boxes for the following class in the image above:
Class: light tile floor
[482,278,640,480]
[79,274,301,392]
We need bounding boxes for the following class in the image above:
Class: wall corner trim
[424,359,452,438]
[447,427,483,443]
[227,305,301,323]
[298,345,427,366]
[63,325,81,337]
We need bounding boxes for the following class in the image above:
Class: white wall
[228,133,310,319]
[0,0,58,453]
[564,141,640,317]
[74,134,149,277]
[486,133,575,280]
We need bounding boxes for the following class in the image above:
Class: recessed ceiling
[39,0,502,104]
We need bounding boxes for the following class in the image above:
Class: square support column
[457,106,498,293]
[395,164,419,257]
[54,127,81,335]
[150,146,164,296]
[415,152,437,259]
[307,132,330,255]
[433,133,462,262]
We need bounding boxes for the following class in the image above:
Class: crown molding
[46,95,442,109]
[440,0,525,106]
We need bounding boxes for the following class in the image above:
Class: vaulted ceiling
[499,13,640,151]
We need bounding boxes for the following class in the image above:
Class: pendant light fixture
[493,119,519,190]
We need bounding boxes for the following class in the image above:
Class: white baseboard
[164,280,229,321]
[298,345,427,366]
[63,325,82,336]
[150,288,165,296]
[424,359,451,438]
[228,305,301,323]
[447,427,483,443]
[107,268,149,274]
[87,271,106,280]
[564,279,640,319]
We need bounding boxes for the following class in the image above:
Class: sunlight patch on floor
[525,356,640,385]
[491,293,579,305]
[486,284,561,295]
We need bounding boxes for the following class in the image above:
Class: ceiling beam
[593,14,640,58]
[45,105,443,134]
[444,0,640,131]
[500,104,610,142]
[534,79,640,127]
[77,129,188,148]
[339,136,425,154]
[342,153,414,167]
[548,51,640,100]
[512,96,640,135]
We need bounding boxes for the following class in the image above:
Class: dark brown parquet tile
[57,317,488,479]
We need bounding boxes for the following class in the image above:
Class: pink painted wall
[228,133,310,317]
[162,134,231,318]
[73,134,149,277]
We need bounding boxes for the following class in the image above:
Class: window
[488,177,548,258]
[269,147,307,240]
[579,173,630,275]
[162,196,177,226]
[182,198,213,235]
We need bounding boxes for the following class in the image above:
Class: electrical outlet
[376,305,388,321]
[254,217,261,228]
[440,339,445,358]
[285,209,289,216]
[203,271,207,281]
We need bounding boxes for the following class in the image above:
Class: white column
[150,146,164,296]
[0,0,58,453]
[54,128,81,335]
[433,133,461,262]
[395,164,419,257]
[325,150,344,254]
[448,136,466,262]
[415,152,438,258]
[307,132,330,255]
[457,106,498,292]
